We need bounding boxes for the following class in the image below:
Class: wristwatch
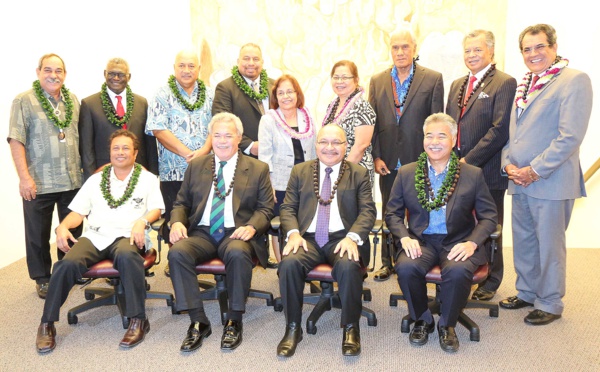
[141,218,151,230]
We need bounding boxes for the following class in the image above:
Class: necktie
[529,75,540,92]
[116,95,127,129]
[315,167,333,248]
[251,81,265,115]
[458,76,477,150]
[210,161,227,242]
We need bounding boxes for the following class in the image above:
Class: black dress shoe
[342,323,360,356]
[267,257,279,269]
[180,321,212,352]
[120,318,150,348]
[221,320,243,350]
[438,326,459,353]
[373,266,392,282]
[524,309,561,325]
[164,265,171,277]
[471,287,496,301]
[36,283,49,299]
[499,295,533,309]
[36,322,56,353]
[277,322,303,357]
[409,319,435,346]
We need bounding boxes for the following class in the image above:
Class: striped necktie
[210,161,227,242]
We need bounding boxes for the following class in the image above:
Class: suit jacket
[369,64,444,168]
[212,76,275,151]
[257,109,317,190]
[446,68,516,191]
[501,67,592,200]
[385,162,497,266]
[280,161,376,266]
[170,152,274,267]
[79,92,158,180]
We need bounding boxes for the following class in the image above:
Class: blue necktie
[210,161,227,242]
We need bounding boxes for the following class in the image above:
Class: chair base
[67,279,175,329]
[389,290,499,342]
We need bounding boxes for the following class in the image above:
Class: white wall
[1,0,598,269]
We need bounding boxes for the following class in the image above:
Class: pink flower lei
[321,86,365,127]
[268,107,315,140]
[515,57,569,110]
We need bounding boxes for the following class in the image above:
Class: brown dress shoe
[119,318,150,348]
[36,322,56,353]
[36,283,49,299]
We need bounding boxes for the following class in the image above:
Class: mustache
[45,78,61,83]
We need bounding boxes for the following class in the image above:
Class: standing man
[8,54,83,299]
[446,30,516,301]
[168,113,274,352]
[369,29,444,281]
[146,49,213,253]
[500,24,592,325]
[35,130,164,353]
[277,125,376,357]
[386,113,497,353]
[79,57,158,180]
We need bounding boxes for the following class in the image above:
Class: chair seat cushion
[425,264,489,284]
[195,257,259,275]
[83,248,157,278]
[306,263,368,282]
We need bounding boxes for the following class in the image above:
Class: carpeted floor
[1,235,599,372]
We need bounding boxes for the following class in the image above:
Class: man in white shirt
[35,130,164,353]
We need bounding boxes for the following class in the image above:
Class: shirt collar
[107,86,127,101]
[427,158,450,176]
[110,165,135,182]
[470,63,492,80]
[215,151,239,168]
[391,63,415,80]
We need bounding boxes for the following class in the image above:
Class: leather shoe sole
[499,295,533,309]
[409,320,435,346]
[373,267,392,282]
[524,309,561,326]
[471,287,496,301]
[181,322,212,352]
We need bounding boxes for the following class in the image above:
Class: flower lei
[100,83,134,127]
[168,75,206,112]
[268,107,315,140]
[100,163,142,209]
[231,66,269,100]
[321,87,364,127]
[514,56,568,110]
[32,80,74,129]
[415,152,460,211]
[312,159,348,205]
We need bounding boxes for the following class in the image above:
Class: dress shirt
[423,159,449,235]
[107,87,128,113]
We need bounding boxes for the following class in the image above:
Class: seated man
[277,125,376,357]
[167,112,274,352]
[35,129,165,353]
[385,113,497,353]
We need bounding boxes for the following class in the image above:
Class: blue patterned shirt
[145,80,213,181]
[390,64,414,169]
[423,160,448,235]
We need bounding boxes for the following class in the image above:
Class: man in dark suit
[369,29,444,281]
[79,58,158,180]
[276,125,376,357]
[167,113,274,352]
[446,30,516,301]
[212,43,274,158]
[386,113,497,353]
[500,24,592,326]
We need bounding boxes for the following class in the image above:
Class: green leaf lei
[231,66,269,100]
[168,75,206,112]
[415,151,460,211]
[32,80,74,129]
[100,83,134,127]
[100,163,142,209]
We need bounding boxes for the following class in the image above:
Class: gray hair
[518,24,557,51]
[423,113,458,137]
[208,112,244,136]
[106,57,130,72]
[464,29,495,49]
[37,53,66,72]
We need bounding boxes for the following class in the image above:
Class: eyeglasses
[107,72,128,79]
[317,140,346,147]
[331,76,354,82]
[521,43,550,54]
[276,90,296,97]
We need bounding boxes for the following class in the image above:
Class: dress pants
[22,189,82,284]
[511,193,573,315]
[168,226,254,324]
[41,237,146,322]
[278,230,363,326]
[395,234,478,327]
[479,189,505,291]
[378,169,397,268]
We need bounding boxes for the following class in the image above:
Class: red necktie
[529,75,540,92]
[116,95,127,129]
[458,76,477,150]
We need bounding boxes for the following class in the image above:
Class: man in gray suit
[446,30,516,301]
[500,24,592,325]
[369,29,444,281]
[79,58,158,180]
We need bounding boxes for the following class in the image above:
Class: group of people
[7,23,591,356]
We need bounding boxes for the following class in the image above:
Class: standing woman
[323,60,376,185]
[258,74,317,262]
